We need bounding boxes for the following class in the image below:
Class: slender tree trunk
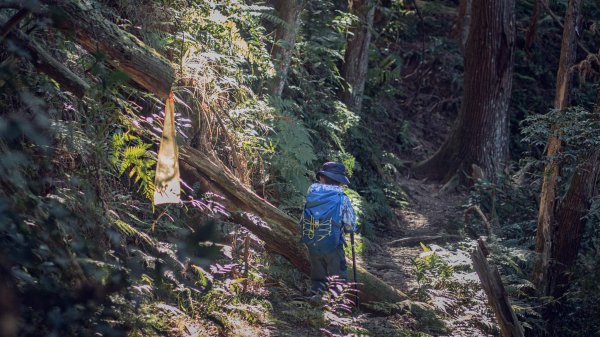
[472,238,525,337]
[536,92,600,305]
[524,0,540,54]
[532,0,581,295]
[341,0,375,113]
[268,0,304,97]
[549,150,599,297]
[414,0,515,183]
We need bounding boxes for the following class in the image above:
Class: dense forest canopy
[1,0,600,336]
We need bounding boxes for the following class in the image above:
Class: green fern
[111,132,156,201]
[271,116,316,195]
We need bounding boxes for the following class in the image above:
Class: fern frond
[110,131,156,201]
[113,219,153,245]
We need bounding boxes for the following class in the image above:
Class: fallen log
[179,146,407,304]
[41,0,174,99]
[387,234,462,247]
[471,238,524,337]
[7,29,90,97]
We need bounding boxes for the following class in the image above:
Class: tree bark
[178,145,406,304]
[548,150,599,297]
[413,0,515,183]
[341,0,375,113]
[268,0,303,97]
[41,0,174,99]
[532,0,581,294]
[536,92,600,302]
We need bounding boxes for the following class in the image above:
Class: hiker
[300,162,357,295]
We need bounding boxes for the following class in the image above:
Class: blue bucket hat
[317,162,350,185]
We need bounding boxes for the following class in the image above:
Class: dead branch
[387,234,462,247]
[464,205,492,236]
[471,238,525,337]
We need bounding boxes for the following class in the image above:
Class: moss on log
[42,0,174,99]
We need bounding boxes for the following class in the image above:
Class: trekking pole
[350,231,359,308]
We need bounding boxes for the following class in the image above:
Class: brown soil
[364,176,466,292]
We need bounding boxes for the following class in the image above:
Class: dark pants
[309,245,348,293]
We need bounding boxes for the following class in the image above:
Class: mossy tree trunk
[341,0,375,113]
[42,0,175,99]
[414,0,515,183]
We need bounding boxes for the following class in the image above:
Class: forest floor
[252,177,497,337]
[366,176,464,292]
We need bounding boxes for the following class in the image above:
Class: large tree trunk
[341,0,375,113]
[178,145,406,304]
[41,0,175,99]
[413,0,515,183]
[532,0,581,295]
[268,0,304,97]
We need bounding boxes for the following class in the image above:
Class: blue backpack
[301,188,344,254]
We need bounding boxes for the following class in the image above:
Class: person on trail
[300,162,357,295]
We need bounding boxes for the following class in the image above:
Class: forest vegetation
[1,0,600,336]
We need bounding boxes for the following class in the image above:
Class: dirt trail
[365,177,466,292]
[264,178,493,337]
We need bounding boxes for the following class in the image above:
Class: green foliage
[9,0,600,335]
[110,131,156,201]
[521,106,600,158]
[268,113,317,210]
[521,105,600,203]
[414,243,455,290]
[467,174,539,240]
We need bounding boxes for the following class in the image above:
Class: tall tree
[531,95,599,334]
[414,0,515,183]
[341,0,375,113]
[268,0,304,96]
[531,0,582,297]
